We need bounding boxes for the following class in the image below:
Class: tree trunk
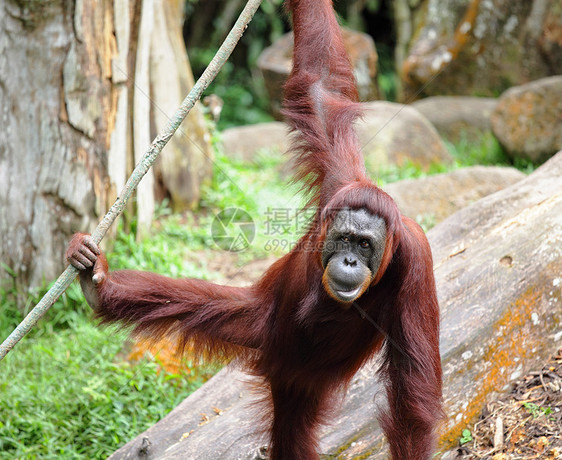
[0,0,212,304]
[0,0,133,303]
[150,0,213,213]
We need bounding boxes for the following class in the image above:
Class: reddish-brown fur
[67,1,442,458]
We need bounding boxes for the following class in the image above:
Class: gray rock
[221,122,290,162]
[258,29,379,119]
[412,96,498,142]
[440,450,460,460]
[359,101,454,172]
[491,76,562,163]
[401,0,561,100]
[222,102,454,173]
[384,166,526,226]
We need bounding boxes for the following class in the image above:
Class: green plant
[444,132,504,166]
[200,145,305,257]
[415,213,437,233]
[523,402,553,419]
[376,43,398,102]
[109,217,213,280]
[187,0,286,130]
[0,273,215,460]
[444,131,537,173]
[460,428,473,445]
[372,159,448,186]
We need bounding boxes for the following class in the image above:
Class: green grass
[0,284,212,459]
[109,213,214,279]
[444,131,508,167]
[200,144,306,259]
[444,131,535,173]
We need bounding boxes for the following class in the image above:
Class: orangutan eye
[340,235,350,243]
[359,239,370,249]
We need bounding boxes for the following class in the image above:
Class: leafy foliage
[523,402,553,419]
[186,0,288,129]
[444,131,533,172]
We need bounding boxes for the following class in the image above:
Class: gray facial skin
[321,208,387,303]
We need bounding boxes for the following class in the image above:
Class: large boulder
[221,102,454,172]
[401,0,562,100]
[431,152,562,450]
[384,166,525,226]
[258,29,379,119]
[107,153,562,459]
[411,96,498,142]
[491,76,562,163]
[221,122,290,162]
[358,101,454,172]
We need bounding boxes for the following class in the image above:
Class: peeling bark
[0,0,123,302]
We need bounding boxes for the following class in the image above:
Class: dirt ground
[452,349,562,460]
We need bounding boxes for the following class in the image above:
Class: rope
[0,0,264,362]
